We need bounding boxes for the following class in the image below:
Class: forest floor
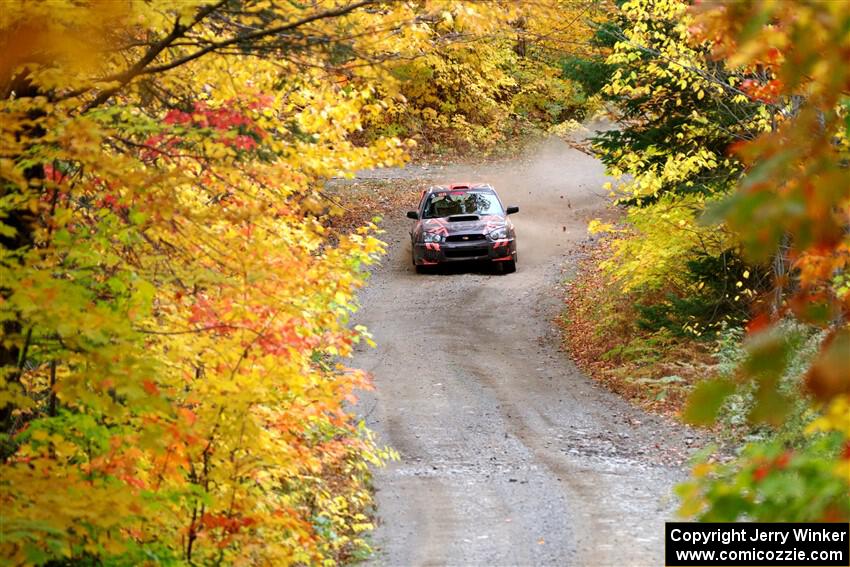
[339,130,708,566]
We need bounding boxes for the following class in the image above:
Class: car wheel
[499,259,516,274]
[412,249,428,274]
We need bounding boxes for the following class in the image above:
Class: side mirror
[506,206,519,215]
[406,211,419,220]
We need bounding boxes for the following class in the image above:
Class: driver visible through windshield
[423,190,503,219]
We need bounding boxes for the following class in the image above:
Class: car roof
[424,183,495,193]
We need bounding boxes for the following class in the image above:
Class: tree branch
[84,0,228,110]
[94,0,378,105]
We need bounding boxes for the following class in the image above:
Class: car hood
[420,215,506,234]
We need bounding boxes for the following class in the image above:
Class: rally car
[406,183,519,274]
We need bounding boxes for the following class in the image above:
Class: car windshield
[422,191,503,218]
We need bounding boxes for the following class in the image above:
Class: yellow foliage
[601,195,729,293]
[0,2,424,564]
[0,2,604,564]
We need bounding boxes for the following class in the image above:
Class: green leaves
[0,0,420,562]
[684,377,736,425]
[568,0,850,528]
[679,433,849,522]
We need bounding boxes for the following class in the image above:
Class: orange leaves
[0,0,434,562]
[745,312,771,336]
[1,69,395,567]
[695,2,850,334]
[739,78,782,104]
[672,0,850,523]
[199,513,257,535]
[87,444,148,491]
[805,328,850,402]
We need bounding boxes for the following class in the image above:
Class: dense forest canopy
[0,1,599,564]
[1,0,848,564]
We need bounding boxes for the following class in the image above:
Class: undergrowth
[561,232,826,448]
[560,236,715,416]
[713,322,825,447]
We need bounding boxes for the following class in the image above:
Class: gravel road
[352,136,703,567]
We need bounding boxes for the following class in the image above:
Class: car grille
[445,234,486,242]
[444,246,489,258]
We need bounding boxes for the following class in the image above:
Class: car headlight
[422,232,444,243]
[488,227,508,240]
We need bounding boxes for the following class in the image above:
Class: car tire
[499,259,516,274]
[412,249,427,274]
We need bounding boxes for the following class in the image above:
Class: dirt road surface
[352,136,702,566]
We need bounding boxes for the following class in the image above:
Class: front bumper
[413,239,516,265]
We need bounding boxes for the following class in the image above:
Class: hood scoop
[447,214,480,222]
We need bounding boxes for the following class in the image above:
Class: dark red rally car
[406,183,519,274]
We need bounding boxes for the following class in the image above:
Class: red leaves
[139,132,179,162]
[739,78,782,104]
[247,94,274,111]
[200,512,257,534]
[187,295,232,330]
[164,103,253,131]
[43,163,66,184]
[724,139,748,157]
[753,463,770,482]
[120,474,146,489]
[163,101,263,136]
[256,321,317,356]
[752,450,793,483]
[163,109,192,125]
[146,100,267,163]
[745,312,771,335]
[774,450,792,469]
[765,47,782,65]
[97,193,129,216]
[233,134,257,151]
